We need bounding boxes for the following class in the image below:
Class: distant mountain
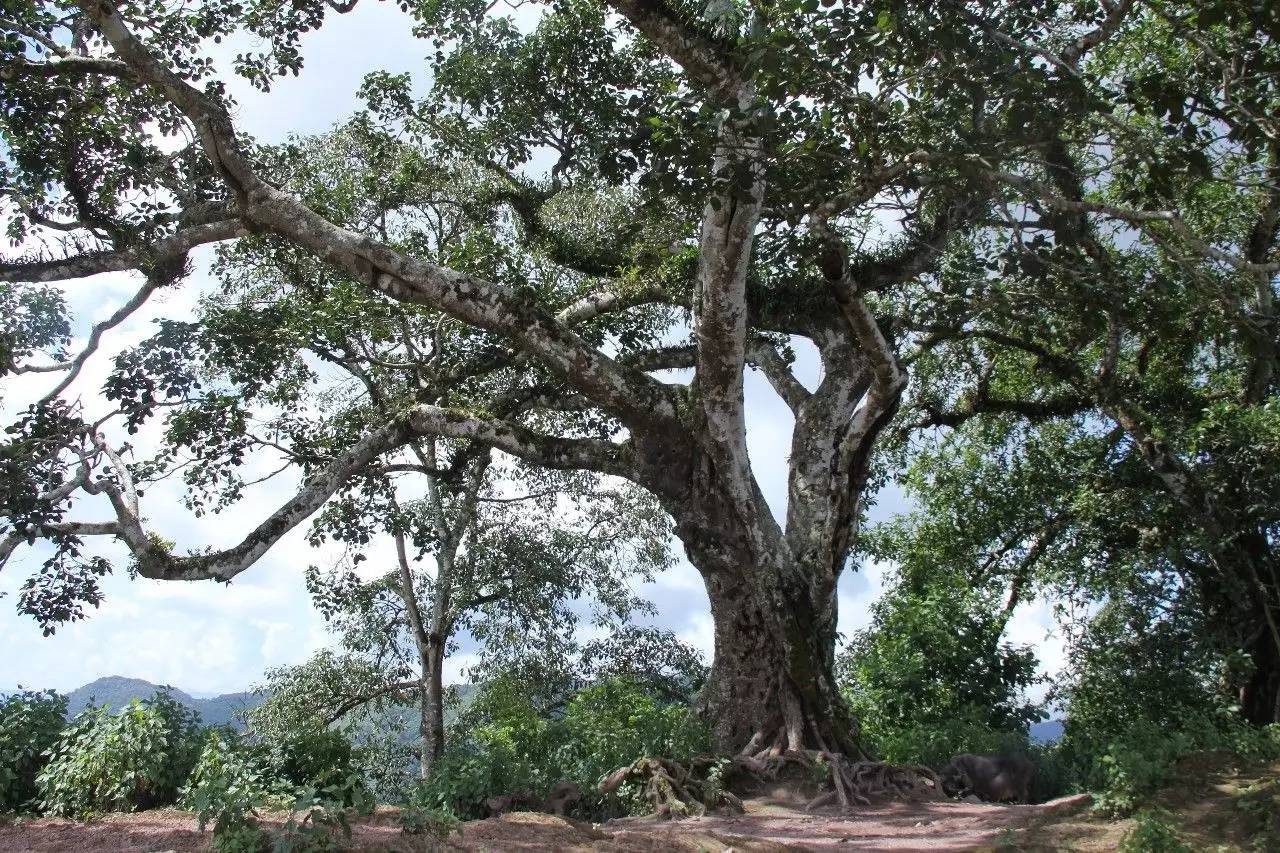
[61,676,480,732]
[1030,719,1065,744]
[65,676,265,728]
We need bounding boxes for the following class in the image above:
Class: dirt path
[599,795,1095,852]
[0,796,1094,852]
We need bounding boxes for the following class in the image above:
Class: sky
[0,2,1064,699]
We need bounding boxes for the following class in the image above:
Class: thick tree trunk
[1240,624,1280,725]
[676,519,865,759]
[1214,535,1280,726]
[698,572,864,757]
[639,405,870,760]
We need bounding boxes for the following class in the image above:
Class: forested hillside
[63,677,263,728]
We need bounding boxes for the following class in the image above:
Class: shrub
[0,689,67,813]
[181,730,294,827]
[418,677,711,819]
[37,691,203,817]
[867,711,1031,770]
[1062,708,1280,816]
[557,679,711,790]
[398,787,461,842]
[1117,808,1193,853]
[256,727,362,798]
[183,730,372,853]
[420,700,558,817]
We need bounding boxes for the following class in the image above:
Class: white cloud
[675,611,715,660]
[443,653,481,685]
[837,559,895,640]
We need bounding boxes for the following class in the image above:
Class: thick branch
[911,391,1090,429]
[78,0,678,431]
[405,405,630,478]
[746,336,810,412]
[693,109,767,520]
[604,0,744,99]
[0,54,131,81]
[0,219,245,283]
[123,419,415,581]
[555,283,674,326]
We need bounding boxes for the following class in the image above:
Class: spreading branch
[0,219,246,284]
[604,0,744,99]
[75,0,681,433]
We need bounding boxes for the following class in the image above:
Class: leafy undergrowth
[1011,752,1280,852]
[3,754,1277,852]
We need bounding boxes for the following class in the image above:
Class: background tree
[124,121,671,778]
[2,0,1273,763]
[835,559,1044,767]
[885,3,1280,722]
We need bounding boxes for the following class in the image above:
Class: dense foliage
[181,728,374,853]
[837,567,1043,765]
[416,675,711,819]
[37,691,203,817]
[0,689,67,812]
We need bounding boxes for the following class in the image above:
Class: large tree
[2,0,1273,756]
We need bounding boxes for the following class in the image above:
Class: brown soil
[0,795,1093,852]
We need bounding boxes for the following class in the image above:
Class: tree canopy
[1,0,1277,767]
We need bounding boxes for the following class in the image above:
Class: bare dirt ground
[0,795,1094,852]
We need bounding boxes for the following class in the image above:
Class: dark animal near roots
[940,753,1035,804]
[543,781,581,816]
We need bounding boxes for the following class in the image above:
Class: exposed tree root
[600,757,744,818]
[600,750,940,819]
[802,755,942,809]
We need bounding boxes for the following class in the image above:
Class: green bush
[1059,698,1280,816]
[1117,808,1193,853]
[183,729,372,853]
[37,691,203,817]
[557,679,710,793]
[256,727,362,799]
[398,788,461,841]
[418,677,711,819]
[420,699,558,817]
[866,710,1031,770]
[0,689,67,813]
[182,730,294,828]
[1052,596,1280,814]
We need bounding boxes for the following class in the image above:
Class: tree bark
[1230,536,1280,726]
[1240,623,1280,725]
[696,562,863,757]
[419,638,446,778]
[665,460,866,759]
